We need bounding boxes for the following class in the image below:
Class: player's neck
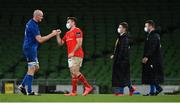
[33,18,38,23]
[70,26,76,31]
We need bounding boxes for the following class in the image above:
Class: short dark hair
[67,17,77,25]
[120,22,128,31]
[145,20,155,28]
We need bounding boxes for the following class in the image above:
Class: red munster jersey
[62,27,84,58]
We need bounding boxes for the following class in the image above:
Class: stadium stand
[0,0,180,92]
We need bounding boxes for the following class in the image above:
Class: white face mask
[66,23,71,29]
[144,27,148,32]
[117,28,121,33]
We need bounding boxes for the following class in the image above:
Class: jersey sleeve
[75,29,83,38]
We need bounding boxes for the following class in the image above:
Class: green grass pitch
[0,94,180,102]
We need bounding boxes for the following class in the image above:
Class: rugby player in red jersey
[56,17,92,96]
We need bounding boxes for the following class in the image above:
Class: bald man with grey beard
[18,9,61,96]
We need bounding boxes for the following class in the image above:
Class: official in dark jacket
[111,22,135,96]
[142,20,164,96]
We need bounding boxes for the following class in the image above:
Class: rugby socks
[21,74,28,87]
[150,84,155,94]
[78,74,91,88]
[72,77,78,93]
[26,74,33,93]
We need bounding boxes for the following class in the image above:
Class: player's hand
[68,52,74,58]
[142,57,148,64]
[110,55,114,59]
[56,29,61,35]
[51,30,58,36]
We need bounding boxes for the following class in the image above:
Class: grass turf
[0,94,180,102]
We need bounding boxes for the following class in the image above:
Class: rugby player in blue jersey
[18,9,60,95]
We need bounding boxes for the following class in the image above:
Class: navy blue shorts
[23,48,39,68]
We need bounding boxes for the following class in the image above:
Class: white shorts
[68,57,83,68]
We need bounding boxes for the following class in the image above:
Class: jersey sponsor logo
[66,38,73,41]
